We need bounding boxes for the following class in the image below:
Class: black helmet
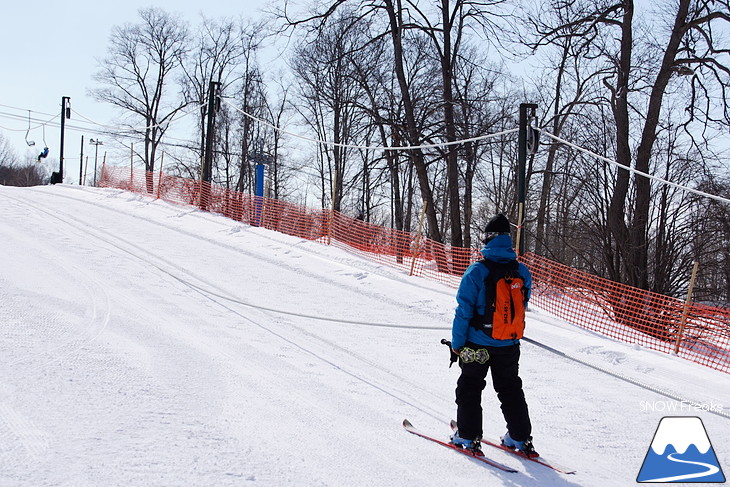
[482,214,511,244]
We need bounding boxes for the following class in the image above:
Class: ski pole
[440,339,459,368]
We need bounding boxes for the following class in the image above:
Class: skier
[449,213,538,457]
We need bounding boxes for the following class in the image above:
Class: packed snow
[1,184,728,487]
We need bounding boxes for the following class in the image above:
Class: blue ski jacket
[451,234,532,350]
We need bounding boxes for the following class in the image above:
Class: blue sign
[254,163,264,227]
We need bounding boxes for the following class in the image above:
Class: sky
[2,0,727,202]
[0,0,278,182]
[2,182,729,486]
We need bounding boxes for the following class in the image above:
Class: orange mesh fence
[521,253,730,373]
[99,165,730,373]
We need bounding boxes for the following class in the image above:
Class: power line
[0,111,60,132]
[222,97,519,151]
[0,102,205,140]
[4,99,729,207]
[540,129,730,207]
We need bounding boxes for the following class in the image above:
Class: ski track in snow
[1,185,728,487]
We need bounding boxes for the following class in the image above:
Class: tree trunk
[440,0,463,248]
[605,0,634,284]
[384,0,443,246]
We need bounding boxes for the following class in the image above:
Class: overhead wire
[2,100,729,207]
[222,97,519,151]
[0,102,204,143]
[0,110,60,131]
[540,129,730,207]
[71,102,205,134]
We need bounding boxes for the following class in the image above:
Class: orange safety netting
[99,165,730,373]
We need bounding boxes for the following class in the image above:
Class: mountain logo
[637,416,725,483]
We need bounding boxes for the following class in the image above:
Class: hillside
[1,185,728,486]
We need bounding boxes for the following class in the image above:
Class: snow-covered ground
[1,184,728,487]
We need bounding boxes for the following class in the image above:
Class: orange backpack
[469,260,526,340]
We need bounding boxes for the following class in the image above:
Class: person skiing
[449,213,538,457]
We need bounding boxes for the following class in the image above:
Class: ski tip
[402,419,413,428]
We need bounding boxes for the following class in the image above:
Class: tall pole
[203,81,221,184]
[90,139,103,186]
[59,96,71,183]
[79,136,84,185]
[517,103,537,255]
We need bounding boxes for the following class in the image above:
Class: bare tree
[0,134,46,186]
[693,177,730,304]
[180,16,247,177]
[233,28,268,194]
[0,133,17,168]
[452,48,510,248]
[290,9,369,211]
[92,7,189,192]
[265,80,291,200]
[528,0,730,290]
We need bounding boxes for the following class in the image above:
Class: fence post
[410,202,428,276]
[515,202,524,256]
[674,261,700,355]
[157,152,164,200]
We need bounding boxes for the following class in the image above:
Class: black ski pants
[455,342,532,442]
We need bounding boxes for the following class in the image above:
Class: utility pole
[517,103,538,255]
[53,96,71,184]
[79,135,84,185]
[89,139,103,186]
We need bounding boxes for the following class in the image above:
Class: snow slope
[1,185,728,487]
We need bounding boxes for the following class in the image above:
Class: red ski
[450,420,575,474]
[402,419,518,473]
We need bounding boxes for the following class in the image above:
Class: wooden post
[674,261,700,355]
[515,202,524,256]
[156,152,164,199]
[410,202,428,276]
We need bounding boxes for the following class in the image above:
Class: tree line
[66,1,730,305]
[0,134,47,186]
